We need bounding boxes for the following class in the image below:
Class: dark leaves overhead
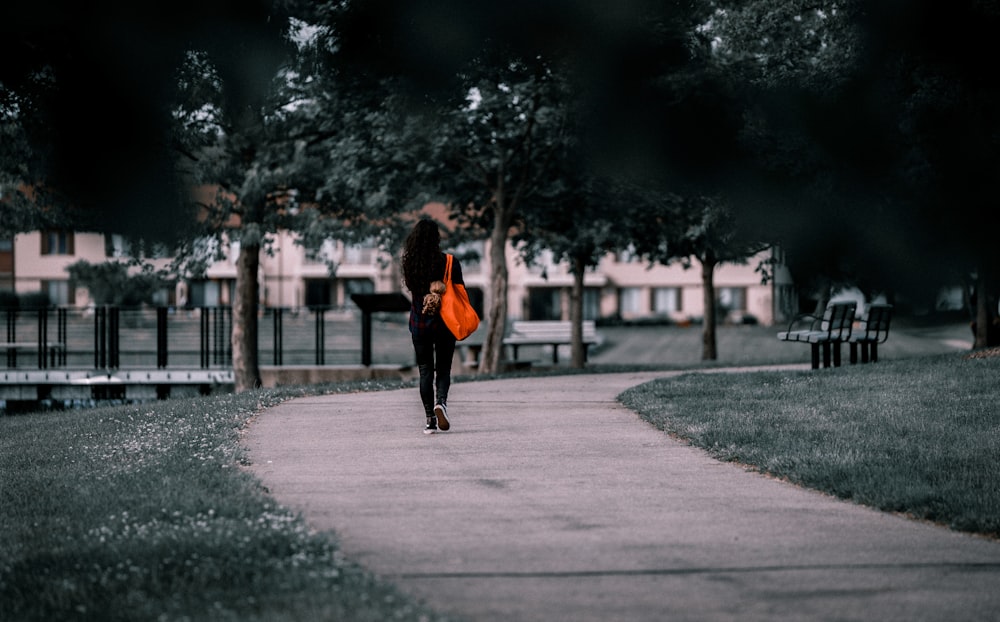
[0,0,291,242]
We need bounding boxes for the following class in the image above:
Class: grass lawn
[2,348,997,620]
[0,379,455,622]
[619,352,1000,538]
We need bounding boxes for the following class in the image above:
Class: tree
[703,0,1000,350]
[327,1,731,370]
[648,196,769,360]
[171,36,306,392]
[577,6,774,361]
[517,174,643,368]
[66,260,172,307]
[881,1,1000,347]
[298,79,434,257]
[1,1,306,391]
[419,56,576,374]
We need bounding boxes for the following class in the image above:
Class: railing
[1,305,413,370]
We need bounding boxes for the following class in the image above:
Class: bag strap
[443,254,453,284]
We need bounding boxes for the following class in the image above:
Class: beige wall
[11,229,792,326]
[14,231,107,305]
[14,231,173,306]
[498,247,783,326]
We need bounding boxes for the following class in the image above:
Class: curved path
[246,369,1000,622]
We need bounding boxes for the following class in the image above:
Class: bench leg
[810,344,820,369]
[512,345,520,361]
[552,345,559,365]
[822,342,832,368]
[850,342,858,364]
[833,343,842,367]
[870,343,878,363]
[463,345,482,368]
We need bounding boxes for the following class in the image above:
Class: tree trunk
[570,255,586,369]
[478,214,510,375]
[974,263,992,349]
[233,239,262,391]
[701,254,718,361]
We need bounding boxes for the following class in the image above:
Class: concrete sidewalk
[246,369,1000,622]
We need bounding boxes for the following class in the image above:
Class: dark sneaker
[433,403,449,431]
[424,416,438,435]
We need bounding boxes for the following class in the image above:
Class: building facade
[5,228,796,326]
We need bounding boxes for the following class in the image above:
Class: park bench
[503,320,600,364]
[777,301,857,369]
[849,303,893,364]
[457,323,487,368]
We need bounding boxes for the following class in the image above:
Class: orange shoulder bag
[440,254,480,340]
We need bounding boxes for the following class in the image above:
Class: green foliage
[0,384,446,622]
[620,354,1000,536]
[422,56,575,228]
[296,82,430,256]
[17,291,50,309]
[698,0,863,89]
[65,261,172,307]
[0,1,293,244]
[701,0,1000,305]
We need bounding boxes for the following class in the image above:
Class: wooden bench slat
[848,303,893,364]
[502,320,601,364]
[777,301,857,369]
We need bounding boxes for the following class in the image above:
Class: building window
[0,237,13,279]
[466,286,485,319]
[105,235,170,259]
[615,244,640,264]
[652,287,681,314]
[151,288,173,307]
[305,239,337,265]
[448,241,484,275]
[583,288,600,320]
[105,234,131,258]
[41,230,74,255]
[188,279,234,307]
[619,287,642,316]
[305,279,335,308]
[343,278,374,299]
[528,287,561,320]
[526,249,555,276]
[42,280,75,306]
[344,239,376,265]
[717,287,746,312]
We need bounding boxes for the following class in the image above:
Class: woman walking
[401,219,464,434]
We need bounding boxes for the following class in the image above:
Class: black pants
[412,323,456,415]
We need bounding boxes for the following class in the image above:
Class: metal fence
[1,306,414,370]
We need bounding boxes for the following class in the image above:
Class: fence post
[36,307,48,369]
[95,306,105,369]
[5,309,16,367]
[314,308,326,365]
[199,307,208,369]
[57,308,67,366]
[214,308,227,366]
[273,307,283,366]
[109,306,120,369]
[156,307,168,368]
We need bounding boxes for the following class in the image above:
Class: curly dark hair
[401,219,445,300]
